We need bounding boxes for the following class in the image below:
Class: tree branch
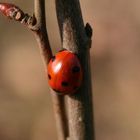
[33,1,68,140]
[52,92,69,140]
[0,1,68,140]
[55,0,95,140]
[32,0,52,65]
[0,1,52,64]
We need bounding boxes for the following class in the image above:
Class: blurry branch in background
[55,0,94,140]
[0,1,68,140]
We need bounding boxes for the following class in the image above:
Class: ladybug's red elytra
[47,50,83,95]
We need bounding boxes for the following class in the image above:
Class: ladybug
[47,50,83,95]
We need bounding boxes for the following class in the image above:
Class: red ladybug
[47,50,83,95]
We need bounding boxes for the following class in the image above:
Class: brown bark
[55,0,95,140]
[33,1,68,140]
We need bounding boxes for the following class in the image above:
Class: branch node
[0,3,38,31]
[14,11,23,20]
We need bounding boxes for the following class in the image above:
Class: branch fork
[0,1,66,140]
[0,1,94,140]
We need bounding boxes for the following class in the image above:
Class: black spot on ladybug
[72,66,80,73]
[51,56,56,62]
[61,81,69,87]
[48,74,51,80]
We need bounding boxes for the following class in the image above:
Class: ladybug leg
[85,23,93,38]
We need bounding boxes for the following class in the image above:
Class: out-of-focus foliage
[0,0,140,140]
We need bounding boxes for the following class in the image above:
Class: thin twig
[52,92,69,140]
[55,0,95,140]
[33,1,68,140]
[32,0,52,65]
[0,1,52,64]
[0,1,68,140]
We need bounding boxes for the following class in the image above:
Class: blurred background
[0,0,140,140]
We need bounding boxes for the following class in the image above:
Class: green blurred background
[0,0,140,140]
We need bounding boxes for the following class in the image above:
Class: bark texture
[55,0,95,140]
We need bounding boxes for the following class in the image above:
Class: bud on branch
[0,3,36,26]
